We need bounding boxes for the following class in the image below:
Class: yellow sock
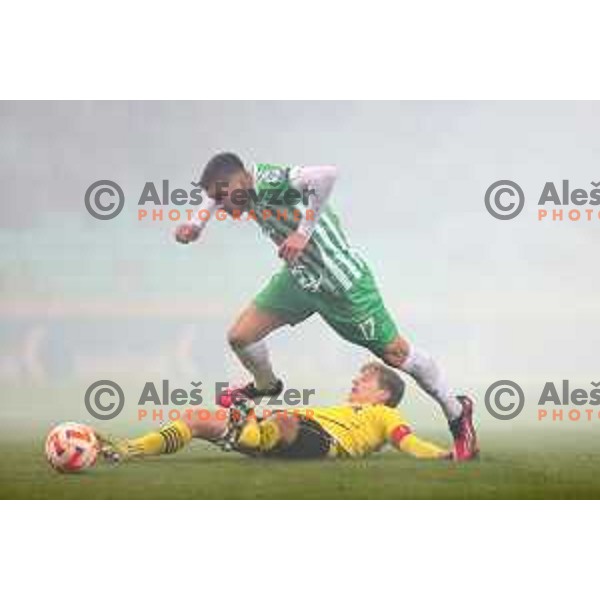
[130,420,192,456]
[237,420,282,452]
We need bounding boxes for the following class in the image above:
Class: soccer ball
[45,422,99,473]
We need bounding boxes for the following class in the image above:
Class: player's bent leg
[381,336,462,422]
[381,335,478,460]
[228,303,290,348]
[227,304,290,394]
[237,413,299,454]
[236,413,333,459]
[181,409,230,441]
[230,268,315,396]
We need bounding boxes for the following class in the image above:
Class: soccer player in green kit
[175,153,478,460]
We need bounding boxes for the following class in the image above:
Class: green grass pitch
[1,429,599,499]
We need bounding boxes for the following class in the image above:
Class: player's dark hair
[199,152,245,190]
[367,362,405,407]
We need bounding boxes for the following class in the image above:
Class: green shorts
[253,266,398,356]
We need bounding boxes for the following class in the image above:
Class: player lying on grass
[100,362,457,461]
[175,153,478,460]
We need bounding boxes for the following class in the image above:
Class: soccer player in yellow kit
[101,362,451,462]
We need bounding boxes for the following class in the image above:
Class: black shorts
[268,416,333,459]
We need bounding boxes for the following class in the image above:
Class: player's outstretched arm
[390,424,452,460]
[174,190,218,244]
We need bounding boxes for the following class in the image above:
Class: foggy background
[1,101,599,437]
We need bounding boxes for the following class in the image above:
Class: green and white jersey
[251,163,368,295]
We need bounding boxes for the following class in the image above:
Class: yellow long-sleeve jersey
[308,404,447,459]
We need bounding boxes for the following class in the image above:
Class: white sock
[400,346,463,422]
[233,340,278,390]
